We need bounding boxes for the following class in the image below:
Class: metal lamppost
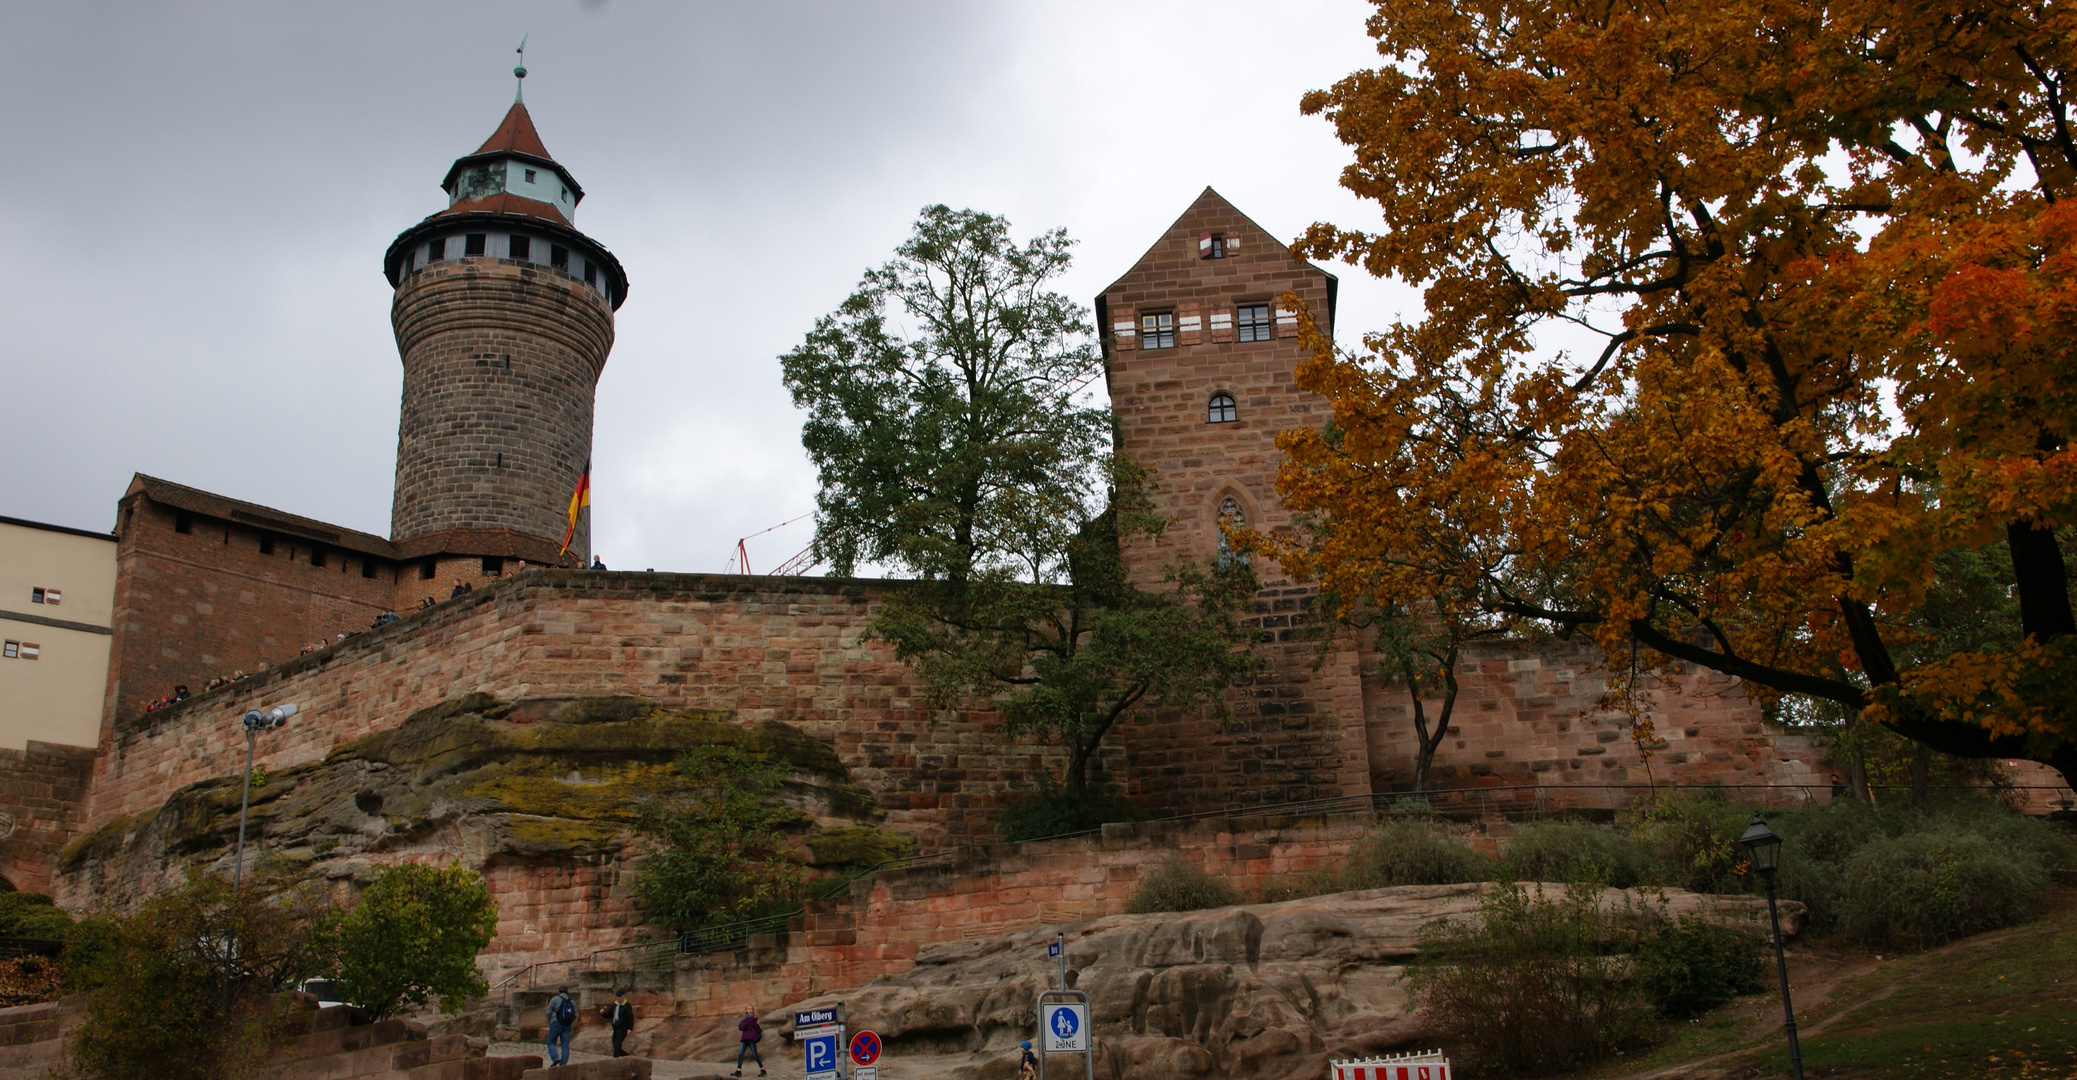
[1740,813,1804,1080]
[232,704,297,893]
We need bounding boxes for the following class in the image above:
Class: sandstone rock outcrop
[708,883,1797,1080]
[58,695,906,911]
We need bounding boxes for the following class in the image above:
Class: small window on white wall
[2,641,16,659]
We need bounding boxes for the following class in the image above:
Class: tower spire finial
[513,34,529,103]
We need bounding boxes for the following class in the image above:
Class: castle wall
[0,741,95,894]
[1357,638,1830,799]
[104,492,400,729]
[85,570,1067,851]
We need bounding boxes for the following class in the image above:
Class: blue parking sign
[804,1033,840,1074]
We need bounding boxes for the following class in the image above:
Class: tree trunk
[2007,520,2076,640]
[1849,742,1873,805]
[1911,741,1933,808]
[1404,647,1460,795]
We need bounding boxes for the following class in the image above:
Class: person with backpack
[599,989,635,1058]
[733,1007,765,1077]
[545,986,576,1066]
[1017,1039,1040,1079]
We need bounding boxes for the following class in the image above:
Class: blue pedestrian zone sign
[1042,1003,1089,1052]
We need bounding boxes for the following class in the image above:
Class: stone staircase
[0,995,656,1080]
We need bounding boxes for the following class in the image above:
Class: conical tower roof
[472,101,555,160]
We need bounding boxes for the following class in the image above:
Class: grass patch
[1729,893,2077,1079]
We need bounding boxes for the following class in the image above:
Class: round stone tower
[382,99,627,564]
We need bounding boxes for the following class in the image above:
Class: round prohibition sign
[849,1030,882,1066]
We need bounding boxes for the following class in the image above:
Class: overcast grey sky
[0,1,1416,574]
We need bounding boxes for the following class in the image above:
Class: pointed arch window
[1208,392,1237,423]
[1217,497,1246,566]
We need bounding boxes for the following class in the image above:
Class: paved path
[487,1041,760,1079]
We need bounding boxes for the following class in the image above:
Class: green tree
[310,863,498,1019]
[784,208,1262,806]
[781,204,1107,585]
[633,744,805,929]
[69,874,319,1080]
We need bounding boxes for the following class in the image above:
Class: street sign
[796,1008,840,1028]
[854,1069,877,1080]
[1043,1002,1088,1052]
[850,1030,882,1066]
[1047,940,1061,958]
[795,1023,840,1041]
[803,1033,841,1074]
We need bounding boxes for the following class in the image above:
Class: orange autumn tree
[1266,0,2077,786]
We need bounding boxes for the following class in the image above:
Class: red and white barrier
[1332,1051,1452,1080]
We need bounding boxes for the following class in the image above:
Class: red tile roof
[475,102,554,161]
[431,192,571,227]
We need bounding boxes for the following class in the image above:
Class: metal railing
[495,778,2073,990]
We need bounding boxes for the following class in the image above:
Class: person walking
[1017,1039,1039,1079]
[733,1008,765,1076]
[544,986,576,1067]
[599,989,635,1058]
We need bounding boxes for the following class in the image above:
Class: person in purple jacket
[733,1008,766,1077]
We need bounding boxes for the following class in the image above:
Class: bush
[1503,822,1649,887]
[1633,915,1768,1018]
[1836,828,2052,950]
[998,779,1143,843]
[1343,819,1492,888]
[310,864,499,1019]
[1125,851,1243,914]
[634,743,807,928]
[69,874,320,1080]
[1627,791,1756,895]
[1407,881,1654,1076]
[0,891,75,939]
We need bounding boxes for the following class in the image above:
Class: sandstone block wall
[1358,638,1830,800]
[0,741,95,894]
[390,257,613,558]
[86,570,1070,851]
[103,492,400,731]
[1100,187,1369,815]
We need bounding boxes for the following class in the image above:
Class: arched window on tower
[1217,497,1246,566]
[1208,392,1237,423]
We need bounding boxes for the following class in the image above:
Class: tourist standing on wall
[545,986,575,1067]
[733,1008,765,1077]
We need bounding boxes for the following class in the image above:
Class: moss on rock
[805,826,918,868]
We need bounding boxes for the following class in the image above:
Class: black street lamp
[1740,813,1804,1080]
[232,704,296,893]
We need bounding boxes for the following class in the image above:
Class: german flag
[559,459,591,557]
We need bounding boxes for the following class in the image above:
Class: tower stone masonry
[383,101,628,563]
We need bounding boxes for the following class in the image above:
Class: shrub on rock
[1126,851,1242,913]
[1633,914,1767,1018]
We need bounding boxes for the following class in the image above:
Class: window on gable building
[362,559,376,579]
[428,237,446,261]
[30,587,45,604]
[310,547,326,568]
[419,558,437,581]
[259,535,275,555]
[1237,303,1272,343]
[464,234,486,256]
[550,245,569,270]
[1200,233,1227,259]
[524,168,537,183]
[1141,312,1175,349]
[482,557,504,576]
[175,512,193,534]
[1217,497,1246,566]
[2,642,15,659]
[583,262,596,286]
[509,235,531,260]
[1208,392,1237,424]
